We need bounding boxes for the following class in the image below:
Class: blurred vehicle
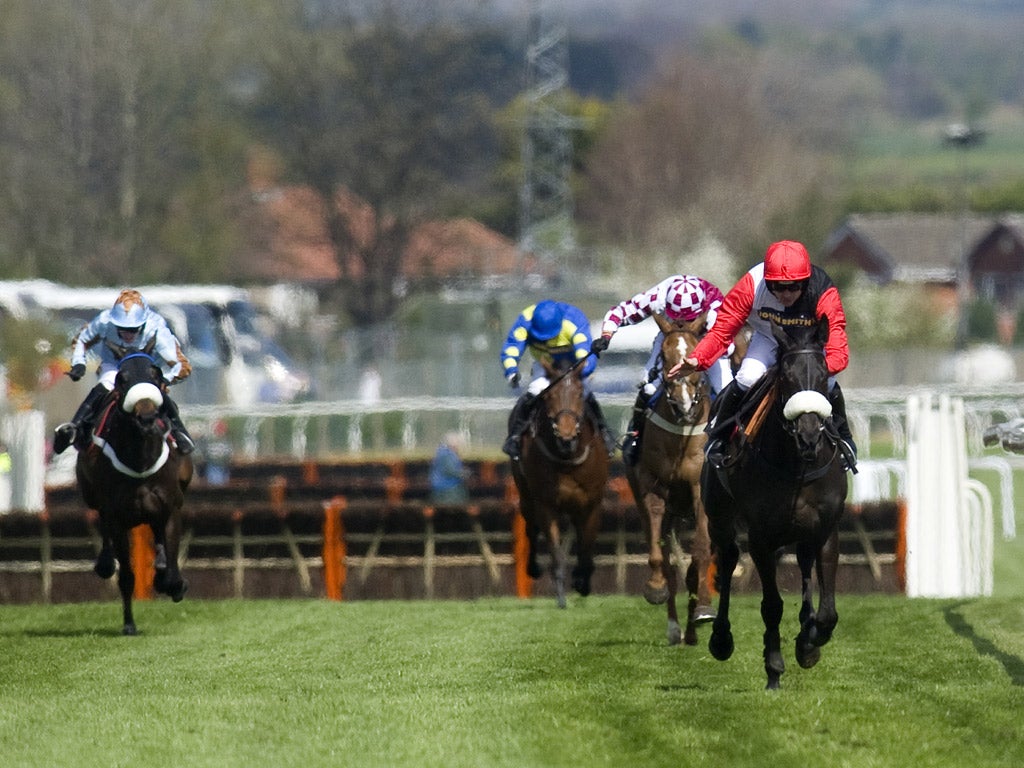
[0,281,309,407]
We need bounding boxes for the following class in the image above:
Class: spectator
[198,419,232,486]
[429,432,470,504]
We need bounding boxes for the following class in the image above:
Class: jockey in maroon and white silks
[596,274,732,394]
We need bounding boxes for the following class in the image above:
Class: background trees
[1,0,1023,333]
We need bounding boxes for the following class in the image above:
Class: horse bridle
[658,345,709,427]
[775,347,839,476]
[534,357,590,463]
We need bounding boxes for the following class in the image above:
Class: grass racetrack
[1,594,1022,767]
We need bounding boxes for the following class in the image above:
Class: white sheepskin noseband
[122,382,164,412]
[782,390,832,421]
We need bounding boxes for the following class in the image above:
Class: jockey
[590,274,733,466]
[52,289,196,456]
[500,299,615,460]
[668,240,856,470]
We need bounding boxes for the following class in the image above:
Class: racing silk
[501,302,596,379]
[690,262,849,375]
[599,275,724,336]
[71,310,192,384]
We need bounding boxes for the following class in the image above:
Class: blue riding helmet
[529,300,563,342]
[109,289,150,329]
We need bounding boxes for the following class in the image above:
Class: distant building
[823,212,1024,343]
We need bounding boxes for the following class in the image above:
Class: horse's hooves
[795,634,821,668]
[122,624,138,636]
[171,580,189,603]
[643,583,669,606]
[693,604,717,623]
[709,631,734,661]
[94,555,115,580]
[667,621,682,646]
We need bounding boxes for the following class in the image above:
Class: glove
[590,336,610,356]
[507,372,521,389]
[67,363,86,382]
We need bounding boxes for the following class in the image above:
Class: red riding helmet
[764,240,812,282]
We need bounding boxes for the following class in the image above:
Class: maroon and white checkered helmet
[664,277,706,321]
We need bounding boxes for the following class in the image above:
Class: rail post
[506,477,531,598]
[130,525,155,599]
[322,496,347,600]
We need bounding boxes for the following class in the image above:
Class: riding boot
[586,392,617,457]
[161,394,195,455]
[704,380,745,468]
[622,384,653,467]
[53,384,108,455]
[828,382,858,473]
[502,394,535,461]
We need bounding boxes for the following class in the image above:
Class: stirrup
[621,432,640,466]
[174,430,195,455]
[705,438,727,469]
[502,435,521,461]
[53,422,78,455]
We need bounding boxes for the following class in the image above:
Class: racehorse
[626,313,714,646]
[700,316,847,689]
[75,351,192,635]
[510,355,610,608]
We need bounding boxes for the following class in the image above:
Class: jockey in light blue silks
[499,299,615,460]
[52,289,196,456]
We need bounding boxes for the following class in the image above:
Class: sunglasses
[768,282,803,294]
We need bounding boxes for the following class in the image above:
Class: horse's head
[537,356,586,456]
[771,317,832,462]
[654,314,709,423]
[115,352,166,433]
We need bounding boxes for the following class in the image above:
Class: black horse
[701,317,847,689]
[75,352,192,635]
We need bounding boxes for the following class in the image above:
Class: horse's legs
[111,528,137,636]
[571,506,600,597]
[94,521,116,580]
[749,542,785,690]
[690,491,715,619]
[708,535,738,662]
[641,491,668,605]
[814,529,840,645]
[522,515,543,579]
[152,516,188,602]
[546,517,567,609]
[794,541,821,668]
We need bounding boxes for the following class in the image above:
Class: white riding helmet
[109,289,150,329]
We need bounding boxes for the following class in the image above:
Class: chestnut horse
[510,355,610,608]
[76,352,192,635]
[626,313,715,646]
[701,317,847,689]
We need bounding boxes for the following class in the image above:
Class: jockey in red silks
[668,240,856,470]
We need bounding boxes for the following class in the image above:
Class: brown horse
[510,355,610,608]
[701,317,847,689]
[76,352,192,635]
[626,313,714,646]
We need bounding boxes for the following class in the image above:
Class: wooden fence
[0,458,902,604]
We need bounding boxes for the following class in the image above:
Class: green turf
[0,595,1021,768]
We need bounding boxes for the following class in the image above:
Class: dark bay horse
[701,317,847,689]
[76,352,192,635]
[510,355,610,608]
[626,313,714,646]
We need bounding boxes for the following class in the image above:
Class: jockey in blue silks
[499,299,614,460]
